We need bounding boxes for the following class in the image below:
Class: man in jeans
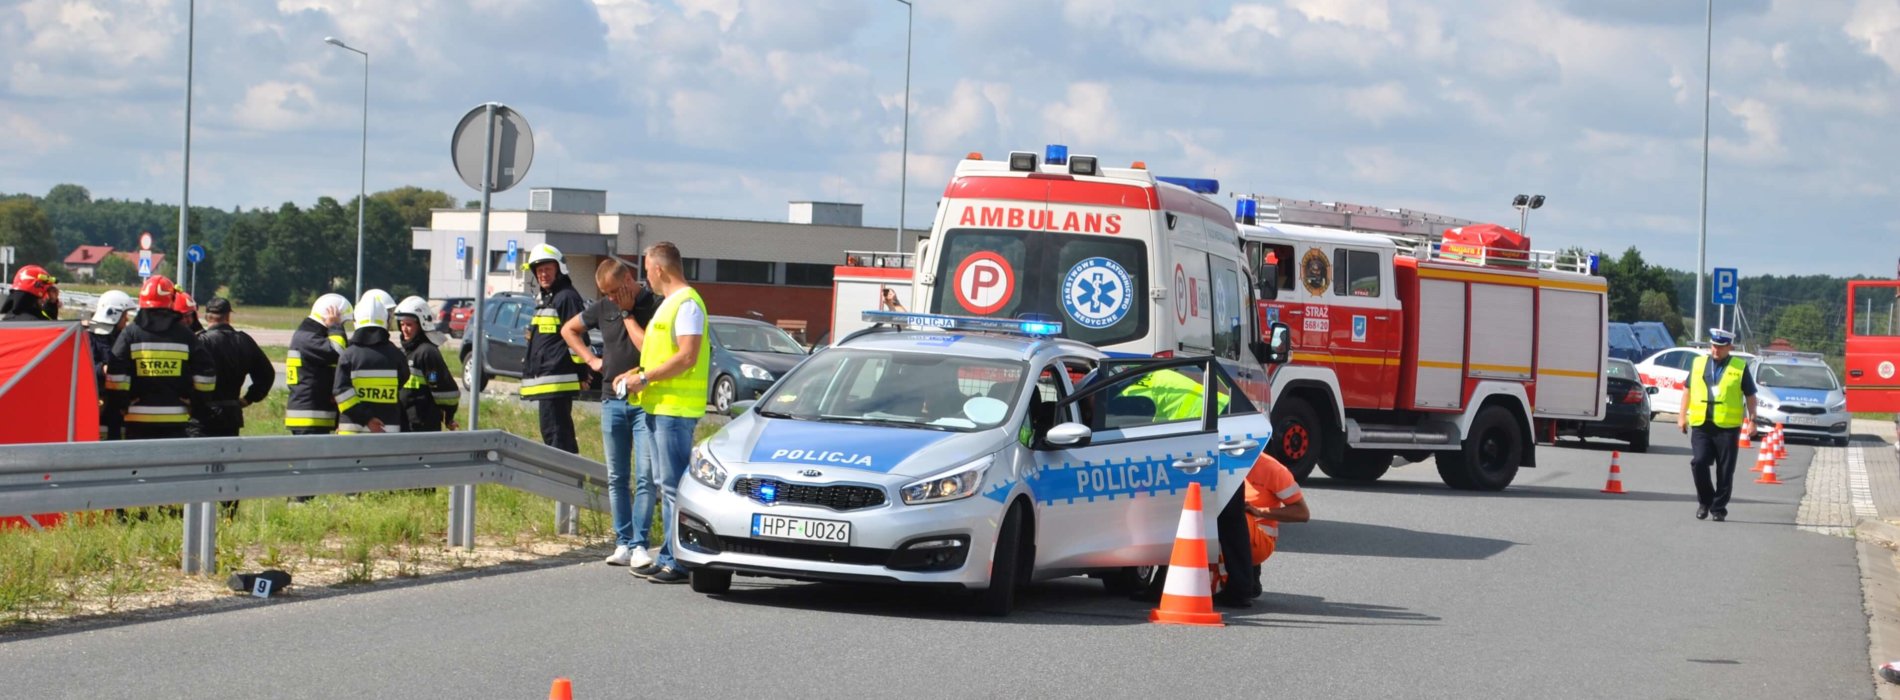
[616,242,711,584]
[564,257,660,567]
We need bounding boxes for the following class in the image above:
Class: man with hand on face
[615,242,711,585]
[520,244,589,453]
[286,294,353,435]
[564,257,661,567]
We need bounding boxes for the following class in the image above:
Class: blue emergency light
[1045,144,1068,166]
[759,481,778,503]
[1235,199,1258,224]
[1157,176,1220,194]
[862,310,1064,337]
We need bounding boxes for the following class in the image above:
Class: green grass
[1,393,728,626]
[258,344,288,364]
[1855,412,1897,421]
[58,282,308,331]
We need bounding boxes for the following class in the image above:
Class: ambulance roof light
[1068,154,1099,177]
[1008,151,1038,172]
[1131,161,1147,170]
[1156,176,1219,194]
[966,152,984,160]
[1045,144,1068,166]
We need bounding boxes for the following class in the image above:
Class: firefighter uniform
[335,321,409,435]
[286,310,349,434]
[106,283,214,440]
[400,327,460,432]
[521,265,589,453]
[87,290,136,440]
[191,315,275,438]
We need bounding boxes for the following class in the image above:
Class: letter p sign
[954,252,1016,315]
[1712,267,1738,306]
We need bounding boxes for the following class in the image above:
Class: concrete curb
[1858,517,1900,699]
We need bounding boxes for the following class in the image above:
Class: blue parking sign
[505,239,518,265]
[1712,267,1738,305]
[455,237,466,261]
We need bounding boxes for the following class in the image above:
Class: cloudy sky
[2,0,1897,277]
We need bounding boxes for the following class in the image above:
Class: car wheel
[1094,566,1155,596]
[462,353,489,394]
[1436,406,1522,491]
[970,503,1028,617]
[1626,428,1650,453]
[690,567,732,594]
[1270,397,1323,483]
[1319,449,1393,482]
[712,375,738,414]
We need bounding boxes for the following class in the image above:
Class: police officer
[190,297,275,438]
[1677,329,1757,522]
[334,290,408,435]
[395,296,459,432]
[87,290,137,440]
[1,265,60,321]
[286,294,352,435]
[105,276,214,439]
[520,244,589,453]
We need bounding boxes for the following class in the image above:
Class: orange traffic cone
[549,678,573,700]
[1149,484,1224,627]
[1773,425,1788,460]
[1600,451,1627,494]
[1755,444,1783,485]
[1738,430,1752,450]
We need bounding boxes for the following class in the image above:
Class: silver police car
[671,312,1272,615]
[1753,351,1850,446]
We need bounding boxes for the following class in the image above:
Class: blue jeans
[643,412,697,570]
[602,399,657,549]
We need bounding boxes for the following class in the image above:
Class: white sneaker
[604,545,634,566]
[626,546,653,569]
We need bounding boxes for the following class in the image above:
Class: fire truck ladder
[1234,194,1594,275]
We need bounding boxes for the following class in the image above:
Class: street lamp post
[177,0,194,293]
[326,36,369,299]
[1512,194,1545,236]
[894,0,912,257]
[1694,0,1713,343]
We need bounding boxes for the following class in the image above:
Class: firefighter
[334,289,408,435]
[190,297,275,438]
[285,293,353,435]
[173,291,204,333]
[105,275,214,439]
[87,290,136,440]
[395,296,459,432]
[1,265,60,321]
[520,244,589,453]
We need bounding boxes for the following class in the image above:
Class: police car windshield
[928,229,1149,348]
[759,348,1026,432]
[1757,363,1839,391]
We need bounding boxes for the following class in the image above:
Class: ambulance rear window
[930,229,1148,348]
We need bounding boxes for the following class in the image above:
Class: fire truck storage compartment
[1535,287,1608,420]
[1399,262,1606,421]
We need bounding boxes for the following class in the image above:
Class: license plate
[752,514,851,544]
[1787,415,1816,426]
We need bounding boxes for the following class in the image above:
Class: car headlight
[740,363,774,381]
[690,448,728,490]
[1829,399,1848,412]
[901,456,993,505]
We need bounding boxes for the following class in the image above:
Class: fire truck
[1845,279,1900,421]
[1234,196,1608,490]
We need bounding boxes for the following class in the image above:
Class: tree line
[0,184,455,306]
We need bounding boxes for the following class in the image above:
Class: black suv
[461,292,603,399]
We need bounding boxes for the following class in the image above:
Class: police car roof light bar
[861,310,1064,337]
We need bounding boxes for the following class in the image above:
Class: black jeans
[1690,425,1741,514]
[538,398,579,454]
[1216,487,1259,598]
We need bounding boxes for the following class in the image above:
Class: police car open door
[1029,356,1270,572]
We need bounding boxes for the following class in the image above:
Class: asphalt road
[0,422,1870,699]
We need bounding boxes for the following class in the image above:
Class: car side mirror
[1256,264,1279,301]
[1044,422,1092,448]
[1252,322,1293,365]
[1645,386,1659,395]
[728,400,756,418]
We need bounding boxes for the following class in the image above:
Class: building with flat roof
[411,187,919,343]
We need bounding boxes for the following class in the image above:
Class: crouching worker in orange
[1233,452,1310,605]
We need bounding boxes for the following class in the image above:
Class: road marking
[1850,445,1877,521]
[1798,444,1858,537]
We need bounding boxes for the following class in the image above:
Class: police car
[672,311,1276,615]
[1752,351,1850,446]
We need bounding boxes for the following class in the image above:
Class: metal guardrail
[0,431,609,574]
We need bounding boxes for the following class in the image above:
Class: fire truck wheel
[1319,449,1392,482]
[1436,406,1521,491]
[1271,398,1324,482]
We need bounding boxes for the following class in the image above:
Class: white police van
[672,311,1280,615]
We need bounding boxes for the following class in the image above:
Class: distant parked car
[438,297,476,338]
[706,315,808,413]
[460,292,602,399]
[1753,351,1849,446]
[1635,346,1757,415]
[1551,358,1652,451]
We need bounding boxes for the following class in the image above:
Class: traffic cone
[1755,444,1783,485]
[549,678,573,700]
[1149,484,1224,627]
[1738,429,1752,450]
[1600,451,1627,494]
[1773,425,1788,460]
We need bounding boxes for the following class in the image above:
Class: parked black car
[460,292,602,399]
[706,315,809,413]
[1551,358,1653,452]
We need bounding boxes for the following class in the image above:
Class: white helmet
[355,289,397,329]
[523,243,565,275]
[310,293,354,326]
[89,289,136,333]
[395,296,435,330]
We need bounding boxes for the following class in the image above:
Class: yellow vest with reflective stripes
[640,287,710,419]
[1687,354,1747,429]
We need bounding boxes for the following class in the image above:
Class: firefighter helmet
[10,265,57,299]
[171,290,196,316]
[394,296,436,331]
[523,243,566,274]
[309,293,353,325]
[89,289,136,330]
[138,275,177,309]
[355,289,397,329]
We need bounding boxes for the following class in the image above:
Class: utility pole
[1693,0,1713,342]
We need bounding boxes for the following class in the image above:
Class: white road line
[1850,445,1877,521]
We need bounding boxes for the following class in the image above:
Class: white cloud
[1711,98,1786,164]
[1339,82,1419,125]
[1040,83,1126,147]
[1291,0,1391,31]
[1846,0,1900,73]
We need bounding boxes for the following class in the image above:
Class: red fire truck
[1845,279,1900,421]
